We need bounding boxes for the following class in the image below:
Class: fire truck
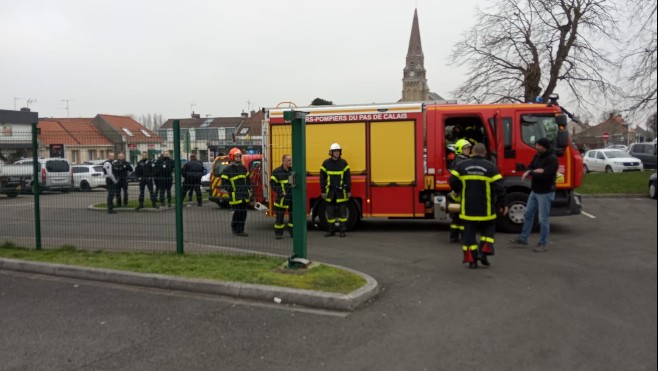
[263,99,583,233]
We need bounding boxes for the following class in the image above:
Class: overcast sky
[1,0,488,120]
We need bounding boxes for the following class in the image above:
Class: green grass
[0,243,366,294]
[578,170,653,194]
[97,193,209,208]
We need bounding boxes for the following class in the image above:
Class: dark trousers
[156,178,173,204]
[325,200,347,231]
[231,202,248,234]
[106,179,120,209]
[138,178,156,203]
[274,200,293,236]
[184,181,202,204]
[117,178,129,205]
[462,219,497,258]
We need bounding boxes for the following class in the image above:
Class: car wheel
[605,165,614,173]
[80,181,91,192]
[650,180,657,200]
[584,164,590,173]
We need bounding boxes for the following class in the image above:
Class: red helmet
[229,147,242,161]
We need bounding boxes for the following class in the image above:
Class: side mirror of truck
[556,114,568,127]
[557,130,569,149]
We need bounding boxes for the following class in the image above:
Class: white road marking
[581,211,596,219]
[0,203,33,207]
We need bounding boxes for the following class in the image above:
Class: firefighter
[320,143,351,237]
[270,154,293,239]
[447,139,472,243]
[154,150,174,207]
[221,148,251,237]
[114,152,133,207]
[102,152,119,214]
[135,151,157,210]
[449,143,507,269]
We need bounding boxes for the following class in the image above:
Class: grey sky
[1,0,485,119]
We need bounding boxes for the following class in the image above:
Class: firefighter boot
[275,231,283,240]
[324,225,335,237]
[449,229,461,243]
[479,242,491,266]
[135,201,144,211]
[339,224,346,238]
[288,226,293,238]
[463,249,477,269]
[152,200,159,209]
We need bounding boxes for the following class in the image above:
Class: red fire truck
[263,100,583,233]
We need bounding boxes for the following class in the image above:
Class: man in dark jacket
[221,148,251,236]
[154,150,174,207]
[449,143,507,269]
[114,152,133,207]
[134,151,157,210]
[182,153,205,207]
[320,143,351,237]
[270,154,293,239]
[510,137,559,252]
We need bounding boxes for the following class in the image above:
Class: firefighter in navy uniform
[155,150,175,207]
[447,139,472,243]
[221,148,251,236]
[114,152,133,207]
[320,143,351,238]
[134,151,158,210]
[270,154,293,239]
[449,143,508,269]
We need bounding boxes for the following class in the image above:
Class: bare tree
[622,0,657,113]
[450,0,620,114]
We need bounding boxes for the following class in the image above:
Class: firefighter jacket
[526,149,558,194]
[448,154,469,202]
[448,155,505,221]
[154,156,174,180]
[270,165,292,208]
[135,158,156,179]
[221,162,252,205]
[320,157,351,203]
[182,159,205,185]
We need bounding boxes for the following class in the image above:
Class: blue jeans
[519,191,555,245]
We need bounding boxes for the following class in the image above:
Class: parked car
[627,141,657,170]
[607,144,628,151]
[649,172,657,200]
[14,158,73,191]
[71,164,105,191]
[582,149,644,173]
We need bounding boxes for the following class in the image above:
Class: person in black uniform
[270,154,293,239]
[114,152,133,207]
[320,143,351,238]
[221,148,251,236]
[155,150,174,207]
[134,151,158,210]
[449,143,508,269]
[102,152,119,214]
[182,153,205,207]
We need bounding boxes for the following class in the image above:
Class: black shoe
[469,261,478,269]
[480,255,490,266]
[324,231,335,237]
[136,203,143,211]
[108,209,117,214]
[339,231,346,238]
[450,237,461,243]
[275,235,283,240]
[197,203,202,207]
[237,232,248,237]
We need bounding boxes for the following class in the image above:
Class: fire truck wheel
[317,199,359,231]
[497,192,537,234]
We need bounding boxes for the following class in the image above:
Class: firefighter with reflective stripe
[447,139,472,243]
[320,143,351,237]
[449,143,508,269]
[270,154,293,239]
[221,148,251,237]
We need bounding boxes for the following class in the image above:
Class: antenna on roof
[246,100,251,112]
[13,97,26,110]
[26,98,37,108]
[60,99,73,118]
[190,103,197,114]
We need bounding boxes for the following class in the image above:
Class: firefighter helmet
[228,147,242,161]
[454,139,472,155]
[328,143,342,156]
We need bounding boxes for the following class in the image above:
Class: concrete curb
[0,258,379,312]
[579,194,647,198]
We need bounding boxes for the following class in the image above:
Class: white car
[71,164,106,191]
[583,149,643,173]
[200,172,211,193]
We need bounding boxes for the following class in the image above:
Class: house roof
[577,115,629,137]
[160,117,245,129]
[237,110,264,137]
[97,114,162,143]
[39,118,113,146]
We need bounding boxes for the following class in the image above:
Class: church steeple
[402,8,430,102]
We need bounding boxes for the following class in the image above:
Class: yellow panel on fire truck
[370,120,415,184]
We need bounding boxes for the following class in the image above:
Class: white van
[14,158,73,192]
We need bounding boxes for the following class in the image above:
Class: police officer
[449,143,507,269]
[114,152,133,207]
[221,148,251,236]
[134,151,158,210]
[102,152,119,214]
[154,150,174,207]
[270,154,293,239]
[320,143,351,237]
[182,153,205,207]
[448,139,472,243]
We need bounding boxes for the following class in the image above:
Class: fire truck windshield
[520,115,559,148]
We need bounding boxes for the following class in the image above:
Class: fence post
[285,110,308,267]
[173,120,184,254]
[32,122,42,250]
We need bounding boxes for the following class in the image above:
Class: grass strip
[577,170,653,194]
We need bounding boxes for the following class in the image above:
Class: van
[14,158,73,192]
[628,142,657,169]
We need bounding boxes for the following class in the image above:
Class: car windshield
[46,160,69,172]
[520,115,559,147]
[605,151,628,158]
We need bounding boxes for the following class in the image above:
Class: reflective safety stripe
[462,244,479,252]
[327,218,336,223]
[338,217,348,222]
[274,200,289,208]
[480,236,495,243]
[456,173,502,221]
[287,223,293,228]
[274,224,286,229]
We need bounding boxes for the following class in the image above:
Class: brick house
[38,118,113,164]
[92,114,163,164]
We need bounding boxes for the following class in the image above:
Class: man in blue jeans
[510,137,558,252]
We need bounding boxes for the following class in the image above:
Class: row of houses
[0,110,265,165]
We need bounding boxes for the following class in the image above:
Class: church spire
[407,8,424,57]
[402,8,430,102]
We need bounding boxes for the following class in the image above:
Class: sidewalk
[0,258,379,312]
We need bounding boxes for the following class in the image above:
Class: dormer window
[122,128,134,136]
[140,129,151,138]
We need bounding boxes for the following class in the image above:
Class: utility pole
[60,99,73,117]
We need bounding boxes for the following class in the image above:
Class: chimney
[20,107,31,112]
[241,110,248,118]
[191,111,201,119]
[250,110,256,117]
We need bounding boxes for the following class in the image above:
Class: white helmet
[329,143,342,156]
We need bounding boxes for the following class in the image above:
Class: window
[87,150,95,160]
[46,160,70,172]
[240,128,249,135]
[71,150,80,164]
[520,115,558,148]
[597,152,605,160]
[139,129,152,138]
[122,128,134,136]
[73,167,88,173]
